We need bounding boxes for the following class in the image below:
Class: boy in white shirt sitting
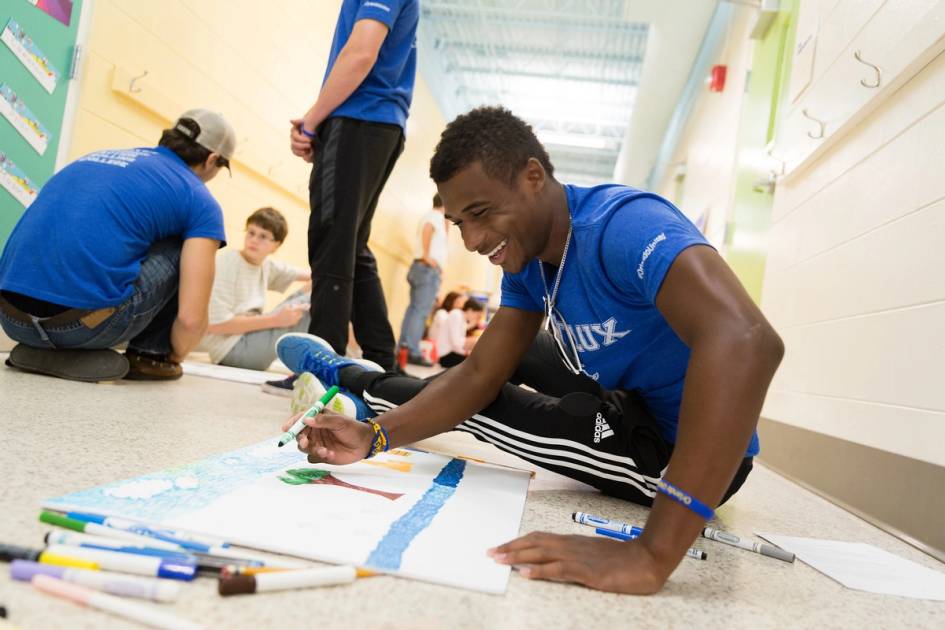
[202,207,311,371]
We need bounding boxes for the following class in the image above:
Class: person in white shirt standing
[202,207,311,371]
[397,193,448,366]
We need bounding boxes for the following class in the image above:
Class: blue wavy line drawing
[365,458,466,570]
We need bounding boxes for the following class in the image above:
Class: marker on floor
[11,560,181,603]
[43,545,196,581]
[702,527,795,563]
[31,574,201,630]
[39,512,182,551]
[592,528,707,560]
[64,511,230,551]
[44,531,260,574]
[573,512,642,536]
[218,565,358,596]
[1,542,97,571]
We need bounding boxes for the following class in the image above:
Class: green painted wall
[0,0,84,248]
[725,0,799,303]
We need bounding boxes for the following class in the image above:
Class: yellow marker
[38,551,99,571]
[222,564,377,578]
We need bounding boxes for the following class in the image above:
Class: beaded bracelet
[298,126,316,139]
[365,419,389,459]
[655,479,715,520]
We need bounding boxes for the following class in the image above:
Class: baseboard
[757,417,945,562]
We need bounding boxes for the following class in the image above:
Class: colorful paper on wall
[0,84,50,155]
[0,150,39,207]
[2,19,61,94]
[43,439,531,594]
[26,0,74,27]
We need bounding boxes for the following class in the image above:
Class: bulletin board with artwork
[0,0,84,247]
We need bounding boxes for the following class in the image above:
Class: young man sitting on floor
[202,207,312,372]
[275,106,783,594]
[0,109,234,382]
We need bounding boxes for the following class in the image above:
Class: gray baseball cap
[174,108,236,161]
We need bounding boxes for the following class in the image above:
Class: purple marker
[10,560,181,602]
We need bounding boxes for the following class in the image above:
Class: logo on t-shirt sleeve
[636,232,667,280]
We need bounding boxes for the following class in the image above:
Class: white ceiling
[417,0,719,186]
[612,0,718,186]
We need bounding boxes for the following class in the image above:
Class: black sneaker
[7,344,129,382]
[261,373,298,397]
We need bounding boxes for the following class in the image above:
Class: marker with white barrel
[11,560,181,603]
[44,545,196,581]
[218,565,357,596]
[702,527,795,563]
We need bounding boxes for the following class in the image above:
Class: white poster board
[44,440,532,594]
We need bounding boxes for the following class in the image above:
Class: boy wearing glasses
[0,109,233,382]
[202,207,312,372]
[275,107,783,595]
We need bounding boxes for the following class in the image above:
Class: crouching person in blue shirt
[275,107,784,594]
[0,109,234,382]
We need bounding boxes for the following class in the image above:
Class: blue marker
[66,512,227,552]
[44,531,262,573]
[577,513,708,561]
[592,528,707,560]
[594,527,635,541]
[572,512,642,537]
[44,544,197,580]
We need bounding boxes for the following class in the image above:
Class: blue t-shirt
[500,184,760,456]
[324,0,418,129]
[0,147,226,309]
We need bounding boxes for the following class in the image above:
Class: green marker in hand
[277,385,340,448]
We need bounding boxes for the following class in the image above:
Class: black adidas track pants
[344,331,752,507]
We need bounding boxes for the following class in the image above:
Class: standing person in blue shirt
[288,0,419,373]
[0,109,234,382]
[276,107,784,594]
[397,193,448,367]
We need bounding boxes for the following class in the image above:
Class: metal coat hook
[854,50,882,88]
[129,70,148,93]
[802,109,825,140]
[766,146,787,176]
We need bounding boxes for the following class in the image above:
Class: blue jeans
[0,238,182,355]
[218,289,312,371]
[397,260,441,356]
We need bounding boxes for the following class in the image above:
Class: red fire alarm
[709,64,727,92]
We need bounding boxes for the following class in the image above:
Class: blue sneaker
[275,333,382,389]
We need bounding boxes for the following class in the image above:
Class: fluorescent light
[536,132,609,149]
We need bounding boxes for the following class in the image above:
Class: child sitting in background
[202,207,311,371]
[429,292,485,367]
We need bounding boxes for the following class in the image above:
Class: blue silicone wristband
[655,479,715,520]
[299,126,316,139]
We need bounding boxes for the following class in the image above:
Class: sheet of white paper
[181,360,284,385]
[757,533,945,601]
[45,441,531,594]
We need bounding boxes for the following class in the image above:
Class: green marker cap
[39,510,87,533]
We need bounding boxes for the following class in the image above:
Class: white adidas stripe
[463,417,655,490]
[363,391,395,412]
[458,425,655,497]
[469,413,662,482]
[363,391,661,490]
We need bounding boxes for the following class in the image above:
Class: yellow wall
[68,0,500,337]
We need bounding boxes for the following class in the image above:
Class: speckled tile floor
[0,356,943,629]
